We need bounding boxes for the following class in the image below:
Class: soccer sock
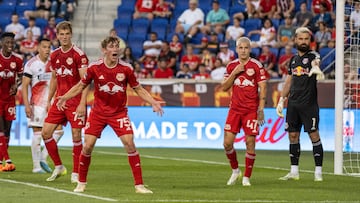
[31,132,42,169]
[0,133,10,161]
[225,148,239,170]
[78,152,91,183]
[72,140,82,173]
[5,136,10,148]
[244,152,256,178]
[44,137,62,166]
[289,143,300,166]
[128,151,144,185]
[41,129,64,161]
[312,139,323,167]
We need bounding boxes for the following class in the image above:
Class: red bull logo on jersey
[116,73,125,81]
[56,65,73,77]
[98,82,124,95]
[10,62,16,69]
[234,76,255,87]
[292,66,308,76]
[0,70,15,79]
[246,68,255,76]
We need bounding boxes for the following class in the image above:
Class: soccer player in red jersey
[41,21,89,182]
[56,36,164,194]
[222,37,267,186]
[0,32,23,172]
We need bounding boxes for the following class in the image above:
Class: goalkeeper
[276,27,324,182]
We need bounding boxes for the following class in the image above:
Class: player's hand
[56,96,67,111]
[309,59,325,80]
[9,84,17,95]
[233,63,245,75]
[152,101,165,116]
[75,104,86,121]
[25,105,33,118]
[257,109,265,126]
[276,97,286,118]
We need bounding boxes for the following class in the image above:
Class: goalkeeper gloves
[276,97,286,118]
[308,59,325,80]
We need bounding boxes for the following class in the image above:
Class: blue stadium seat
[117,7,133,19]
[128,41,144,59]
[16,4,35,18]
[118,1,135,12]
[249,33,260,41]
[244,18,262,34]
[115,26,129,41]
[35,18,48,31]
[269,47,279,59]
[229,4,246,17]
[0,18,11,32]
[127,33,146,44]
[131,18,150,30]
[271,18,281,30]
[114,18,131,29]
[279,47,297,56]
[251,48,261,57]
[199,0,212,10]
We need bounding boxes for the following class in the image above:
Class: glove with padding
[309,59,325,80]
[276,97,286,118]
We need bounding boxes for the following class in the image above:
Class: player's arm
[257,80,267,125]
[133,85,164,116]
[22,75,33,118]
[276,74,292,117]
[57,81,88,111]
[76,67,89,116]
[221,64,244,91]
[47,70,57,109]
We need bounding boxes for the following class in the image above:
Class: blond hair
[236,37,251,47]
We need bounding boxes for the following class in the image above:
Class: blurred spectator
[217,42,235,66]
[109,28,126,56]
[258,45,278,78]
[143,32,162,57]
[258,0,277,19]
[200,48,215,71]
[248,18,277,48]
[225,17,245,49]
[192,63,210,79]
[207,32,220,55]
[153,0,174,19]
[20,30,39,61]
[344,60,357,81]
[201,0,230,35]
[24,17,42,41]
[244,0,261,18]
[133,60,150,79]
[175,0,205,44]
[210,58,226,80]
[5,13,25,42]
[153,57,174,78]
[43,16,57,41]
[350,1,360,45]
[169,34,182,57]
[176,63,192,78]
[51,0,74,20]
[327,38,335,49]
[139,55,157,77]
[193,36,208,51]
[121,47,137,65]
[293,2,313,28]
[180,45,200,73]
[311,2,333,31]
[314,21,331,50]
[159,41,177,75]
[277,16,296,48]
[133,0,158,20]
[278,44,294,78]
[24,0,51,20]
[311,0,333,14]
[274,0,295,19]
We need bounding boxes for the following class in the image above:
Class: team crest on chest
[302,58,309,65]
[10,62,16,69]
[116,73,125,81]
[246,68,255,76]
[66,57,73,65]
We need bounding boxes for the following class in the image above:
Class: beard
[296,43,310,52]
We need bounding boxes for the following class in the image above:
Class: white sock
[315,166,322,174]
[290,165,299,174]
[31,132,42,169]
[41,129,64,161]
[232,168,240,174]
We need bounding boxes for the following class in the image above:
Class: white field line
[0,178,118,202]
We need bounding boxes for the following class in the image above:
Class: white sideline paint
[0,178,117,202]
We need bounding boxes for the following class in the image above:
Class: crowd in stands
[0,0,77,63]
[115,0,346,80]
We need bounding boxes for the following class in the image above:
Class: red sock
[78,152,91,183]
[0,134,10,161]
[44,137,62,166]
[225,148,238,169]
[128,151,143,185]
[244,152,256,178]
[72,140,82,173]
[5,136,9,149]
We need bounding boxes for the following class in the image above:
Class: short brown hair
[101,36,120,49]
[56,21,72,34]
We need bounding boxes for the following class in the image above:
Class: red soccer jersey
[50,44,88,106]
[0,51,24,102]
[81,59,140,116]
[181,54,201,68]
[260,0,277,13]
[153,67,173,78]
[136,0,158,12]
[225,58,267,112]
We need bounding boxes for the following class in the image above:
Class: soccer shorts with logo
[45,103,86,128]
[224,109,259,136]
[27,105,47,128]
[0,101,16,121]
[285,103,319,133]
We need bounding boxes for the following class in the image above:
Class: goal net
[336,0,360,176]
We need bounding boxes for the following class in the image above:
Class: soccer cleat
[32,168,46,174]
[0,164,3,171]
[226,170,242,185]
[135,185,153,194]
[46,166,67,181]
[73,182,86,193]
[279,173,300,181]
[2,163,16,172]
[314,173,323,182]
[242,177,251,186]
[40,161,53,173]
[71,173,79,183]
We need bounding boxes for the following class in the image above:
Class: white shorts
[250,0,260,10]
[27,105,47,128]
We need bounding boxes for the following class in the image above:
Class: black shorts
[285,102,319,133]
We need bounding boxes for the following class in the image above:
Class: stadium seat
[279,47,297,56]
[251,48,261,57]
[16,4,35,18]
[35,18,48,31]
[249,33,260,41]
[131,18,150,33]
[117,7,133,20]
[229,4,246,17]
[0,18,11,32]
[271,18,281,30]
[114,18,131,28]
[115,26,129,41]
[117,1,135,12]
[244,18,262,35]
[269,47,280,59]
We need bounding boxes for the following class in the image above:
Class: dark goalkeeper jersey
[288,50,320,106]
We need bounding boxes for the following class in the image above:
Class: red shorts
[0,101,16,121]
[224,109,259,136]
[45,103,86,128]
[84,110,133,138]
